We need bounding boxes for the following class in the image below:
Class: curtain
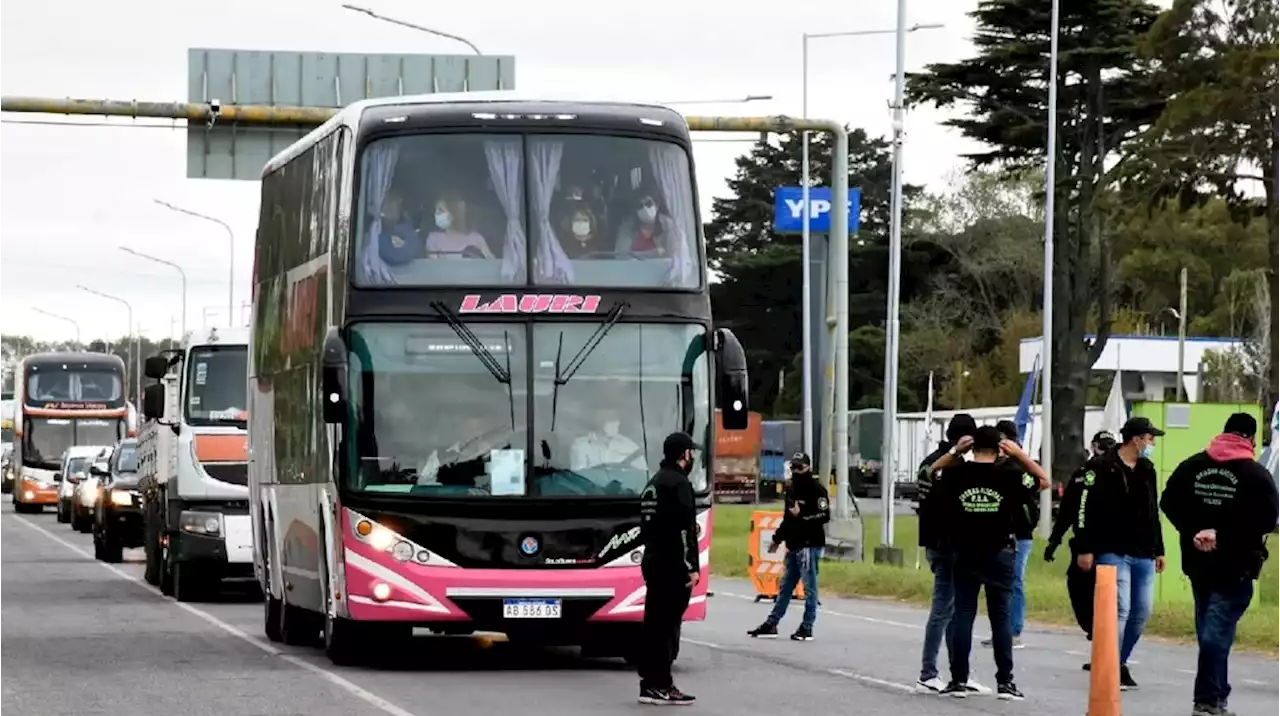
[484,139,527,282]
[530,140,573,283]
[356,143,399,286]
[648,144,697,287]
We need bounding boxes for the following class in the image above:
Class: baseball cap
[1121,416,1165,441]
[1091,430,1117,446]
[662,432,698,459]
[1223,413,1258,439]
[790,452,811,467]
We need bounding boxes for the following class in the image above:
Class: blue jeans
[1192,578,1254,707]
[1009,539,1033,637]
[767,546,821,630]
[950,548,1016,685]
[919,547,955,682]
[1096,553,1156,665]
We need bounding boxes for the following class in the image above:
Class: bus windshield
[22,418,124,469]
[25,366,123,405]
[344,321,710,497]
[185,345,248,426]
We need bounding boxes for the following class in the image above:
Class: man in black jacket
[636,432,701,706]
[913,414,992,695]
[1075,416,1167,690]
[747,452,829,641]
[1161,414,1279,716]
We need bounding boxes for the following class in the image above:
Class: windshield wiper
[550,301,627,431]
[431,301,517,431]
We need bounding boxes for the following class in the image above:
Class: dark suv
[93,439,142,563]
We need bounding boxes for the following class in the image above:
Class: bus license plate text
[503,599,562,619]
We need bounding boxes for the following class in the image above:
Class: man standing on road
[913,414,993,696]
[747,452,829,641]
[934,426,1048,700]
[982,419,1036,651]
[1074,416,1167,690]
[1160,414,1279,716]
[636,432,701,706]
[1045,431,1116,644]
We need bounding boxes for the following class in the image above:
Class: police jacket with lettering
[771,473,831,550]
[1160,435,1280,585]
[1074,450,1165,559]
[639,461,699,582]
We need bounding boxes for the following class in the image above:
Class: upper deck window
[25,366,123,404]
[352,132,700,289]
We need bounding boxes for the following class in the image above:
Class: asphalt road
[3,508,1276,716]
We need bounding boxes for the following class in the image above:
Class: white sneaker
[963,680,992,696]
[914,677,946,694]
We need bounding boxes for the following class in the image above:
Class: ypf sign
[772,187,862,234]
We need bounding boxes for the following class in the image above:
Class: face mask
[637,205,657,223]
[435,211,452,230]
[572,220,591,237]
[1140,443,1154,459]
[602,420,620,437]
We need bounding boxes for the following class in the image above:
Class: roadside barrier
[746,510,805,602]
[1086,564,1121,716]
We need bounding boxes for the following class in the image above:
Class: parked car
[72,447,113,533]
[56,445,110,524]
[94,439,141,563]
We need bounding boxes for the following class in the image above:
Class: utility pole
[1038,0,1063,539]
[1177,267,1188,402]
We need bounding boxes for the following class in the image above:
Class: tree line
[707,0,1277,482]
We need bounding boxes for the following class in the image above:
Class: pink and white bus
[249,94,749,665]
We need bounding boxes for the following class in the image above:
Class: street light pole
[154,199,233,324]
[31,308,81,346]
[120,246,187,342]
[341,4,483,55]
[77,285,138,404]
[1039,0,1063,539]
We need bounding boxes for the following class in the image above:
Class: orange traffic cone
[1087,564,1121,716]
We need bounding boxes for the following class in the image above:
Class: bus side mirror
[144,355,171,380]
[321,328,349,425]
[715,328,749,430]
[142,384,166,421]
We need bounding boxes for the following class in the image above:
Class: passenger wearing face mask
[559,205,607,259]
[636,432,701,705]
[1074,416,1167,689]
[570,407,646,472]
[614,192,674,258]
[424,195,495,259]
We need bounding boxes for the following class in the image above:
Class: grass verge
[711,504,1279,653]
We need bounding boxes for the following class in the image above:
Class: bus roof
[263,92,690,178]
[22,352,126,368]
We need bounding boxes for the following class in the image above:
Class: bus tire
[323,615,366,666]
[280,602,321,646]
[14,501,39,514]
[264,593,284,642]
[172,562,207,603]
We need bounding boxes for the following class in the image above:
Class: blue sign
[772,187,862,234]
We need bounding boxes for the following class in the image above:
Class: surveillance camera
[209,99,222,115]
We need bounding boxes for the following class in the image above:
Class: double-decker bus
[11,353,130,513]
[249,94,749,664]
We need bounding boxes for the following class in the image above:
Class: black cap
[1091,430,1117,446]
[1223,413,1258,439]
[1121,416,1165,441]
[790,452,811,467]
[995,419,1018,442]
[946,413,978,443]
[662,432,698,459]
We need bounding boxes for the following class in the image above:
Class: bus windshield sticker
[459,294,602,314]
[195,363,208,386]
[488,449,525,496]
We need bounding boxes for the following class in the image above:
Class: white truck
[137,327,255,601]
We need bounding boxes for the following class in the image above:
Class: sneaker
[790,626,814,641]
[1191,704,1236,716]
[940,682,968,698]
[914,677,946,694]
[980,636,1025,649]
[997,682,1026,701]
[638,686,696,705]
[1082,662,1092,671]
[964,680,993,696]
[747,622,778,639]
[1120,665,1138,690]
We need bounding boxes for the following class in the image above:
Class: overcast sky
[1,0,985,343]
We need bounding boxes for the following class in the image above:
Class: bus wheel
[323,615,366,666]
[264,593,284,642]
[14,501,39,514]
[280,602,321,646]
[172,562,208,603]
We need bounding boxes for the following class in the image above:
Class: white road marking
[13,515,421,716]
[717,590,924,630]
[680,636,917,693]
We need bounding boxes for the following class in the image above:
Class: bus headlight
[22,490,34,500]
[179,510,223,536]
[110,490,134,506]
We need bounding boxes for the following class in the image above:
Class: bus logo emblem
[519,535,540,556]
[459,294,602,314]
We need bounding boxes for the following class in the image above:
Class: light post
[154,199,233,324]
[120,246,187,341]
[77,286,138,404]
[1039,0,1063,538]
[801,20,943,558]
[31,308,81,346]
[341,4,483,55]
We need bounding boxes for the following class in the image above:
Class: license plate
[502,598,562,619]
